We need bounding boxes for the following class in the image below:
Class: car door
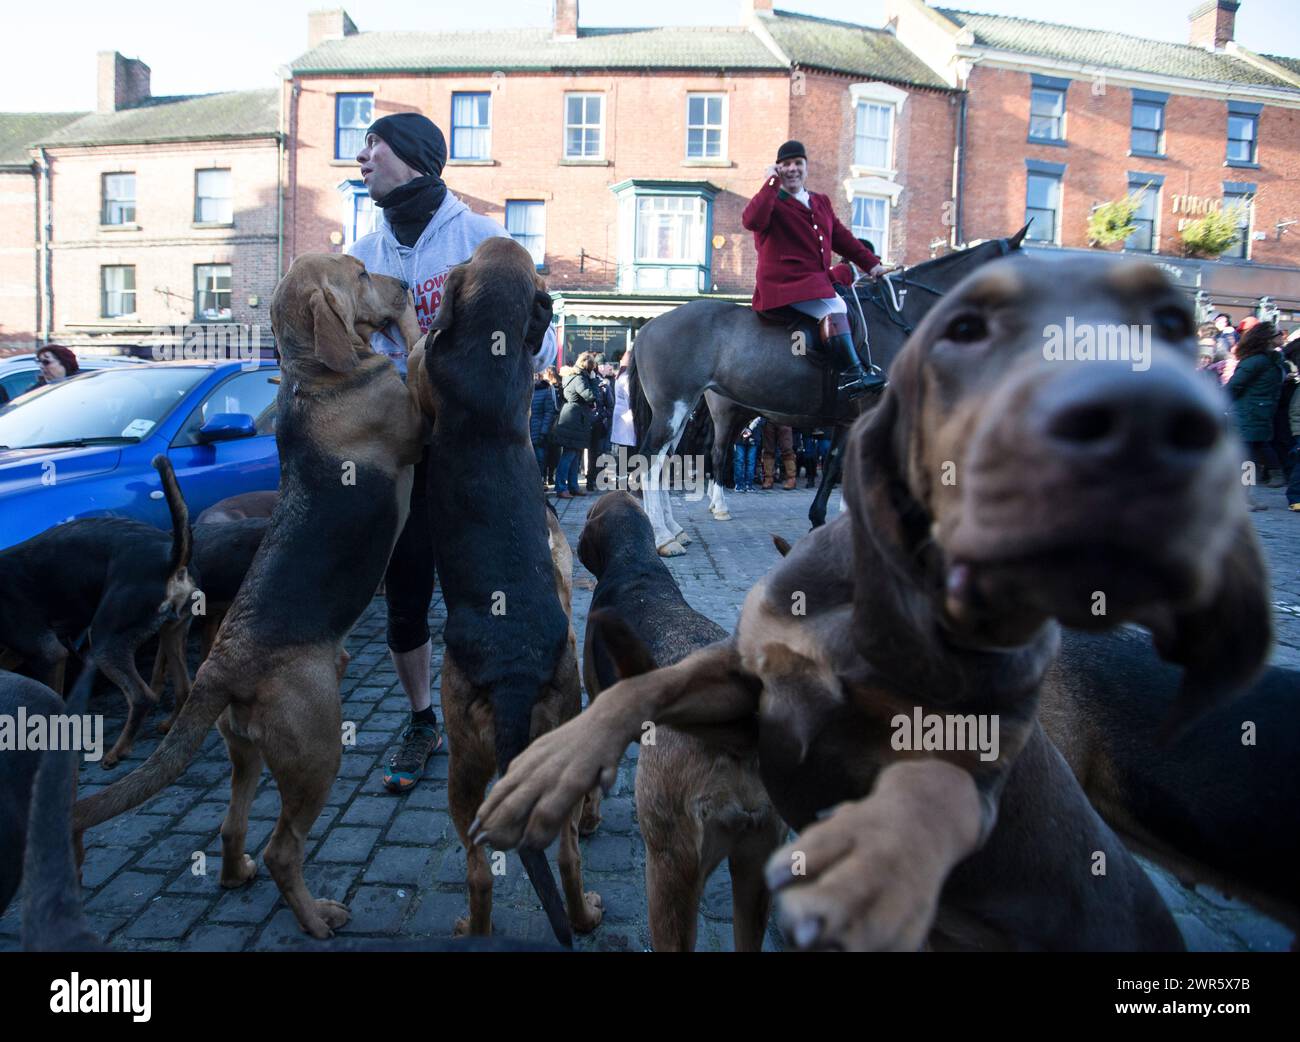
[164,367,281,521]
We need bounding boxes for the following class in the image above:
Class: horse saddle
[754,286,867,366]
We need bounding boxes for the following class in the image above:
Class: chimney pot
[1188,0,1239,50]
[308,8,358,50]
[96,51,151,114]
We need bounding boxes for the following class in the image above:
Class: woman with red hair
[34,345,79,386]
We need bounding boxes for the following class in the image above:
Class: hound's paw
[571,891,603,934]
[219,854,257,888]
[471,707,627,852]
[453,915,490,938]
[301,899,350,939]
[765,763,982,952]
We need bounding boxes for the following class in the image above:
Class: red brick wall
[44,139,280,341]
[962,64,1300,266]
[288,69,796,294]
[0,168,40,350]
[789,71,957,266]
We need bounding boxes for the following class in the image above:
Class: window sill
[1027,136,1067,148]
[99,223,141,232]
[681,158,731,168]
[848,166,898,181]
[1128,150,1166,160]
[446,158,496,167]
[1224,160,1260,169]
[559,158,611,166]
[192,222,234,230]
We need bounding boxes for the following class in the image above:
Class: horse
[628,227,1030,554]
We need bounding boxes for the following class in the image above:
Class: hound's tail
[153,454,192,576]
[23,665,103,951]
[492,678,574,949]
[72,670,230,833]
[627,347,652,457]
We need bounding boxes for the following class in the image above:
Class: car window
[172,369,280,447]
[0,369,39,401]
[0,368,208,449]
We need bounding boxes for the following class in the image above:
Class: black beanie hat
[365,112,448,177]
[776,139,806,163]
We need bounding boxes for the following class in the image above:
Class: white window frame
[338,180,377,249]
[848,82,907,179]
[849,195,891,265]
[194,168,233,225]
[194,263,233,322]
[506,199,546,268]
[684,92,727,162]
[451,92,492,161]
[564,93,604,160]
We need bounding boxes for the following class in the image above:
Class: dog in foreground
[472,254,1272,951]
[72,254,424,938]
[0,456,194,766]
[578,492,785,951]
[408,236,600,947]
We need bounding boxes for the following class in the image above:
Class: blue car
[0,360,281,549]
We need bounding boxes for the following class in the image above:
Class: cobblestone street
[3,483,1296,952]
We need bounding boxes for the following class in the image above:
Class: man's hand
[867,263,899,280]
[763,163,780,180]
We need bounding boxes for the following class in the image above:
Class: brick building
[284,1,960,359]
[0,112,82,349]
[23,52,281,356]
[888,0,1300,319]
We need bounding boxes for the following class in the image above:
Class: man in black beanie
[350,111,557,792]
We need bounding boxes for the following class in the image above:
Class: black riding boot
[819,313,886,401]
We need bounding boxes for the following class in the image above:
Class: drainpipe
[37,148,53,344]
[952,91,967,249]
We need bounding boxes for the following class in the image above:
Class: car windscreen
[0,367,210,450]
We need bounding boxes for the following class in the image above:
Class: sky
[2,0,1298,112]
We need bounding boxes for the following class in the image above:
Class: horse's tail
[627,346,653,456]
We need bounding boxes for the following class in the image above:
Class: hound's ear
[1008,223,1031,250]
[428,265,466,336]
[843,377,916,572]
[526,290,554,352]
[576,513,605,578]
[1142,516,1272,739]
[588,609,658,684]
[309,287,360,373]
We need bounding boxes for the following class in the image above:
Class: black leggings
[385,448,435,653]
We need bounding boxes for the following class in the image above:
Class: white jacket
[611,369,636,447]
[348,190,556,375]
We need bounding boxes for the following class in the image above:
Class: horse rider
[742,139,891,401]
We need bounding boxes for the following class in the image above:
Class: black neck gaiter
[377,175,448,248]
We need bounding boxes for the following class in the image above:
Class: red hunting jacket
[741,175,881,313]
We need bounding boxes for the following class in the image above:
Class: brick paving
[2,482,1296,952]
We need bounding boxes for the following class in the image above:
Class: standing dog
[579,492,785,951]
[412,237,600,947]
[72,254,424,938]
[474,255,1272,950]
[0,456,194,766]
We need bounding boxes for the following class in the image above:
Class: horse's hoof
[674,531,692,546]
[712,511,731,521]
[657,540,687,557]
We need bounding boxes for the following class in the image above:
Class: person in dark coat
[1228,321,1286,491]
[552,353,598,499]
[530,373,557,482]
[742,140,890,402]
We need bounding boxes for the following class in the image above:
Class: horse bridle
[856,235,1012,337]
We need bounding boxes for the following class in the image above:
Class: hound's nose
[1038,362,1224,470]
[398,279,409,291]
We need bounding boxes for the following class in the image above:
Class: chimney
[553,0,579,39]
[741,0,775,19]
[97,52,151,114]
[1188,0,1239,49]
[308,8,358,50]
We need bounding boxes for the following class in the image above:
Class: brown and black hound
[73,253,425,939]
[473,254,1272,951]
[409,237,600,946]
[579,492,785,951]
[0,456,195,767]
